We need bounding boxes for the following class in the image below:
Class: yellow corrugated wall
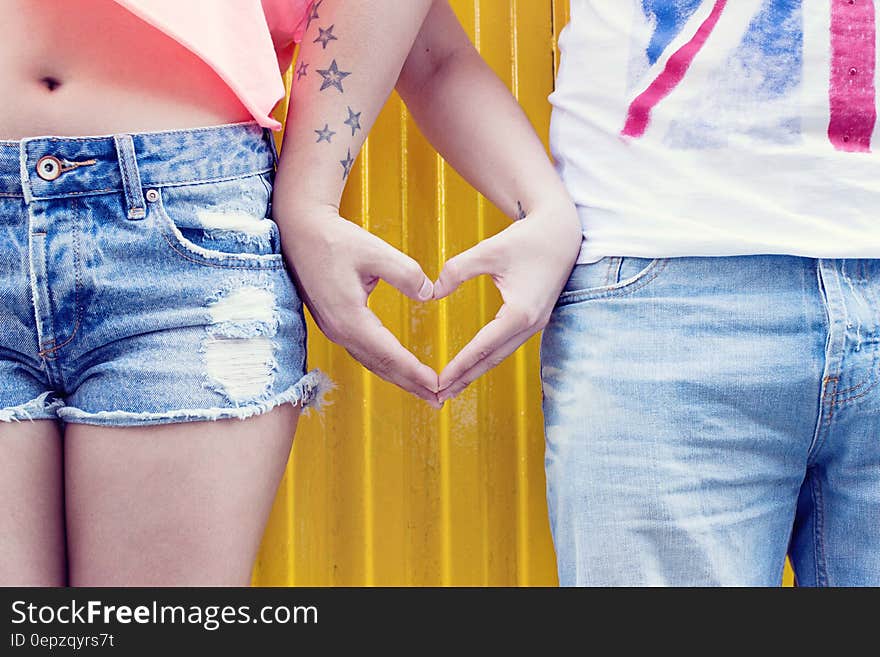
[252,0,796,587]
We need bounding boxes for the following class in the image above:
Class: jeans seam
[30,188,117,199]
[117,144,132,203]
[38,204,83,357]
[160,230,284,271]
[258,172,274,220]
[808,377,836,464]
[556,258,670,307]
[151,191,284,270]
[834,366,880,404]
[23,122,259,144]
[811,473,829,587]
[604,257,616,286]
[141,170,275,190]
[22,171,276,203]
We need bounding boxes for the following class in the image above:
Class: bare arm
[271,0,441,405]
[396,2,582,400]
[396,1,573,222]
[275,0,434,210]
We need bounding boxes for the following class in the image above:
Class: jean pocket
[149,172,285,270]
[556,256,668,306]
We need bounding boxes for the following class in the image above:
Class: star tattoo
[315,124,336,144]
[306,0,322,31]
[516,201,527,221]
[296,61,308,81]
[344,106,362,136]
[317,60,351,93]
[313,25,338,50]
[340,148,355,179]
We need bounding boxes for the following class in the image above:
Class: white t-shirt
[550,0,880,264]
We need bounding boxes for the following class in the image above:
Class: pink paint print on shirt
[622,0,728,138]
[828,0,876,153]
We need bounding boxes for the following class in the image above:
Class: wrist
[525,196,578,224]
[273,200,340,229]
[514,179,576,217]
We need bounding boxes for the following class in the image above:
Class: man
[541,0,880,585]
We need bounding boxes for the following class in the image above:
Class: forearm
[273,0,434,222]
[397,4,573,221]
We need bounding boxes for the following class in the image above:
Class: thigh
[790,450,880,587]
[541,255,823,586]
[0,420,66,586]
[789,258,880,586]
[64,404,300,586]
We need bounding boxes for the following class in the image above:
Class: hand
[432,202,581,403]
[282,206,442,407]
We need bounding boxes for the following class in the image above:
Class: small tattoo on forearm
[516,201,527,221]
[296,61,309,81]
[306,0,322,31]
[344,107,362,136]
[340,148,355,179]
[315,124,336,143]
[317,60,351,93]
[314,25,338,49]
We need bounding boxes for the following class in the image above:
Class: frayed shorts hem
[0,391,66,423]
[0,370,333,428]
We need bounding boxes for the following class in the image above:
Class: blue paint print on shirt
[642,0,704,64]
[732,0,803,99]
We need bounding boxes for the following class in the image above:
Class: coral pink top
[113,0,311,130]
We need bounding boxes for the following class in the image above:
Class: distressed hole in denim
[208,285,278,337]
[196,210,275,249]
[204,283,279,403]
[204,335,276,402]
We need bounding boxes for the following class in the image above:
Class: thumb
[433,240,497,300]
[369,240,434,301]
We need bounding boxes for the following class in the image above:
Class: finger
[437,304,532,390]
[344,309,442,406]
[368,239,434,301]
[437,328,533,403]
[432,238,499,300]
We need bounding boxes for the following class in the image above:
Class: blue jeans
[541,255,880,586]
[0,122,327,427]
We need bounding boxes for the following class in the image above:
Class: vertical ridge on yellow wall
[398,101,413,587]
[471,0,492,588]
[436,154,452,586]
[360,141,375,587]
[508,0,530,588]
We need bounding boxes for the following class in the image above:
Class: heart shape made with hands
[360,233,546,409]
[317,207,578,409]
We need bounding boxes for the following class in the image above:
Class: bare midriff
[0,0,256,140]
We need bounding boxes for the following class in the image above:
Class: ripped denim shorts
[0,121,328,427]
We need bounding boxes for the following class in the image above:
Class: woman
[0,0,579,586]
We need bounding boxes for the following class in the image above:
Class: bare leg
[65,404,300,586]
[0,420,66,586]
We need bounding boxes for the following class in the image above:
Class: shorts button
[145,189,160,202]
[36,156,62,181]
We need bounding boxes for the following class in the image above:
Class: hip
[542,254,880,423]
[0,121,303,368]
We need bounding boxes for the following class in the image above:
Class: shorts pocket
[556,256,669,306]
[149,172,285,270]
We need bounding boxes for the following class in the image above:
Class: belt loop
[264,128,280,169]
[113,134,146,220]
[18,140,33,205]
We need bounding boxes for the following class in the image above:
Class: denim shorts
[542,254,880,586]
[0,121,328,427]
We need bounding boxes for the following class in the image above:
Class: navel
[39,76,62,91]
